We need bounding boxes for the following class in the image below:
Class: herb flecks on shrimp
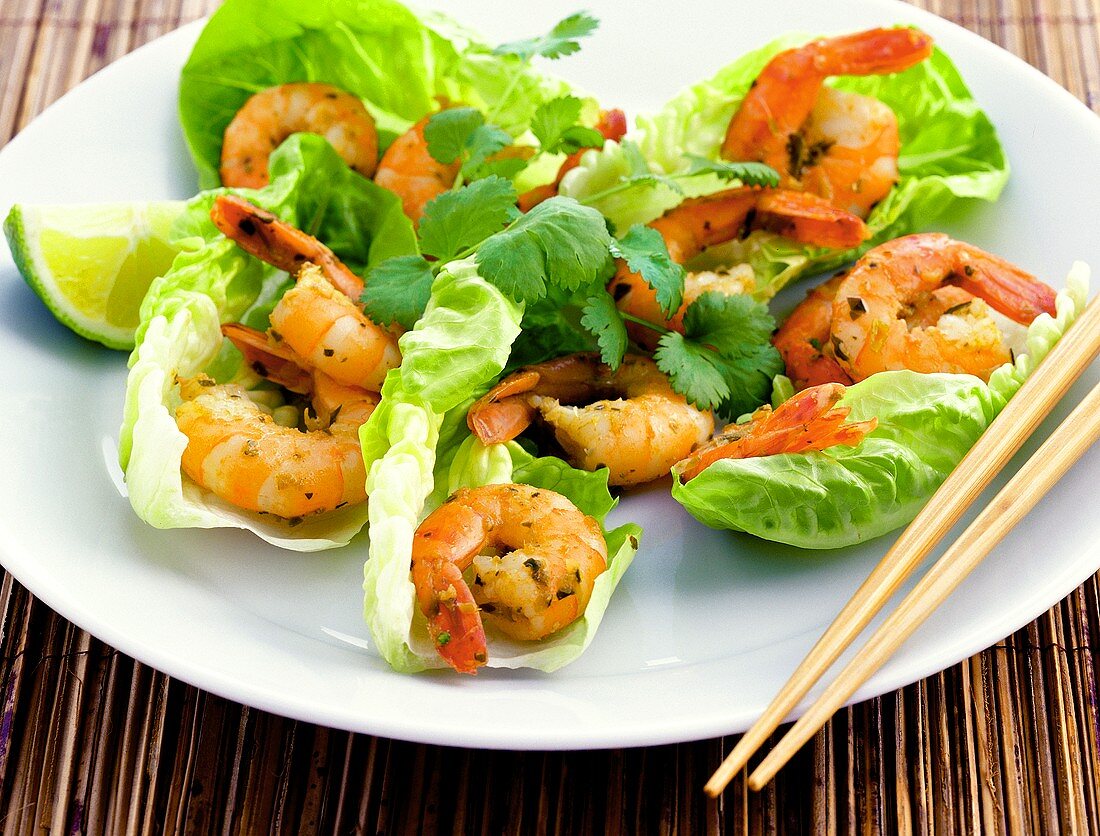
[469,353,714,487]
[411,483,608,674]
[675,383,877,482]
[220,82,379,189]
[175,375,377,519]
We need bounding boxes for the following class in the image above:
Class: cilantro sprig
[362,181,614,329]
[493,12,599,61]
[579,227,781,417]
[421,13,604,191]
[578,140,781,207]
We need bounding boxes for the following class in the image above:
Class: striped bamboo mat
[2,1,1099,832]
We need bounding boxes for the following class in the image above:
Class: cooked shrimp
[411,483,607,674]
[721,28,933,216]
[374,114,461,225]
[518,108,629,212]
[828,233,1057,382]
[211,194,364,300]
[675,383,876,481]
[220,83,378,189]
[174,374,377,519]
[211,196,401,391]
[608,186,869,348]
[772,272,854,390]
[468,353,714,487]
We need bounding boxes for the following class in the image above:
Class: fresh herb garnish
[578,141,781,207]
[492,12,599,61]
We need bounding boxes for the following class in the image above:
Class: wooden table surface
[1,1,1099,833]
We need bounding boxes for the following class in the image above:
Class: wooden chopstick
[705,283,1100,797]
[748,378,1100,788]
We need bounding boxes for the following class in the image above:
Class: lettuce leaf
[119,134,415,550]
[670,264,1089,548]
[564,35,1008,298]
[179,0,574,188]
[360,264,639,672]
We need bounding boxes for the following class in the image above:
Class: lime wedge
[4,201,186,350]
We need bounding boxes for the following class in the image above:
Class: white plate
[1,0,1098,751]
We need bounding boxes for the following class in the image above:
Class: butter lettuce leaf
[119,134,414,550]
[671,265,1089,548]
[565,35,1008,298]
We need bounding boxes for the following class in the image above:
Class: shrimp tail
[676,383,876,481]
[952,248,1058,323]
[754,190,870,249]
[210,194,364,300]
[221,322,314,394]
[467,369,543,442]
[809,27,935,77]
[422,561,488,675]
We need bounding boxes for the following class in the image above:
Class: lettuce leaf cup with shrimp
[120,134,416,550]
[359,242,641,674]
[561,29,1008,300]
[178,0,607,195]
[669,263,1089,549]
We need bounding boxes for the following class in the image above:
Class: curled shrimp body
[675,383,876,481]
[269,266,400,392]
[468,354,714,487]
[828,233,1057,382]
[772,272,854,391]
[220,83,378,189]
[374,115,461,225]
[175,374,378,518]
[721,28,934,216]
[411,483,607,674]
[608,187,869,348]
[210,196,401,391]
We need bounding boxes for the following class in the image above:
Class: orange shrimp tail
[220,322,314,394]
[676,383,876,481]
[518,108,630,212]
[951,250,1058,324]
[422,561,488,675]
[210,195,365,300]
[809,27,934,77]
[754,191,870,249]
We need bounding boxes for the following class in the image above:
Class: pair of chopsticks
[706,280,1100,796]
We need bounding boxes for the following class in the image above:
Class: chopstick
[705,285,1100,797]
[748,378,1100,787]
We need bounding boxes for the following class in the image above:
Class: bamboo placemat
[1,1,1099,832]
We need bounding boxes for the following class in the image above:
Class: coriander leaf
[361,255,435,329]
[418,176,517,263]
[580,292,628,370]
[558,125,605,155]
[532,96,582,146]
[531,96,605,155]
[474,155,530,182]
[683,155,780,187]
[610,225,685,317]
[681,291,784,417]
[654,332,730,411]
[493,12,599,61]
[476,197,615,304]
[424,108,485,164]
[681,291,776,356]
[461,124,514,180]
